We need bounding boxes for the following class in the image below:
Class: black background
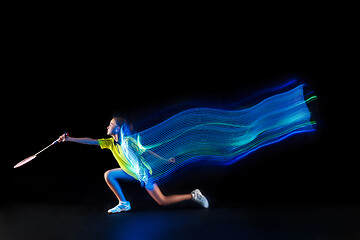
[1,14,357,209]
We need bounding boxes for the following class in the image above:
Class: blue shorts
[115,169,155,190]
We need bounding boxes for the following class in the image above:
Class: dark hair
[113,116,134,131]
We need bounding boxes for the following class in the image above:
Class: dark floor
[1,202,360,240]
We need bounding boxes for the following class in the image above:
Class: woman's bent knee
[156,197,167,206]
[104,168,131,182]
[104,170,110,181]
[104,169,115,181]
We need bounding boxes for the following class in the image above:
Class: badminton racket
[14,133,68,168]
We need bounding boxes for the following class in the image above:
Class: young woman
[58,117,209,214]
[57,83,315,214]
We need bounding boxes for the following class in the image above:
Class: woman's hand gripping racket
[13,133,69,169]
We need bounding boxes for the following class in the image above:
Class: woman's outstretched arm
[58,134,99,146]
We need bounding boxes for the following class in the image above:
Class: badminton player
[58,117,209,214]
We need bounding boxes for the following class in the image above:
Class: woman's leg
[146,183,192,206]
[104,168,135,202]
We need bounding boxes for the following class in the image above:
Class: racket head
[13,155,37,168]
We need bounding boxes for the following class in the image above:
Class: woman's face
[107,119,119,136]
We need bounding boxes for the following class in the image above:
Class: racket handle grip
[53,132,69,144]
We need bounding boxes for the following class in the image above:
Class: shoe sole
[107,206,131,214]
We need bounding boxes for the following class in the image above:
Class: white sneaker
[191,189,209,208]
[107,201,131,214]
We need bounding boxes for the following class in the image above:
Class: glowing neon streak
[305,95,317,103]
[120,84,317,186]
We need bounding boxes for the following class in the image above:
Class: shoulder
[98,138,114,149]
